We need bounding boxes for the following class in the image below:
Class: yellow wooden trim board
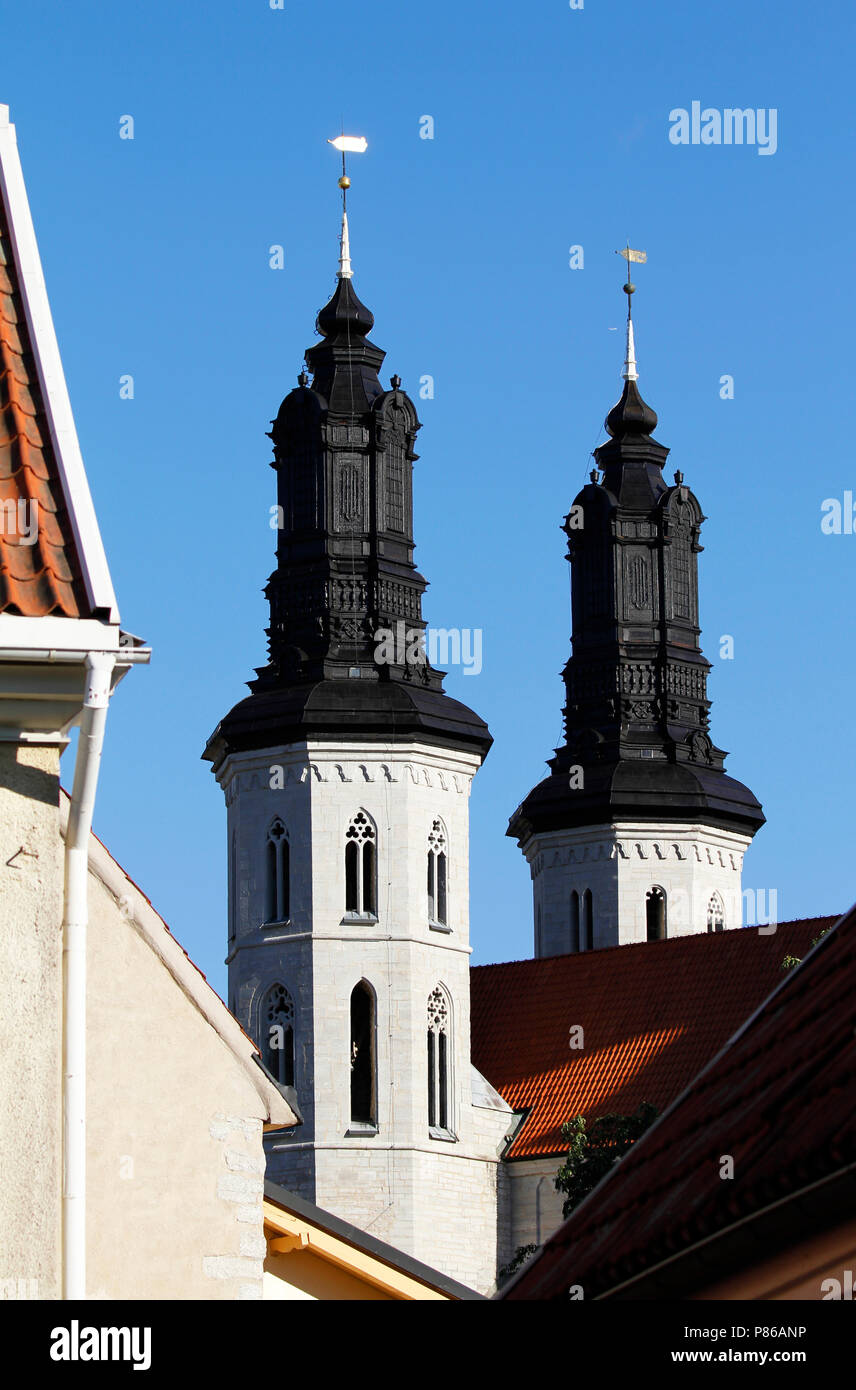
[263,1200,448,1301]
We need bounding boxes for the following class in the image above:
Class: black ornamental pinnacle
[508,283,764,844]
[264,270,433,686]
[204,198,490,766]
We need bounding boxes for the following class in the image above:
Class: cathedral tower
[508,280,764,955]
[204,192,511,1293]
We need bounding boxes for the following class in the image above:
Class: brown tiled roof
[501,906,856,1300]
[471,917,838,1160]
[0,191,88,616]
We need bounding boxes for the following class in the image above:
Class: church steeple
[509,272,764,955]
[204,173,490,763]
[202,148,507,1294]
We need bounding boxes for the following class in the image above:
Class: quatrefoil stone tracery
[428,988,448,1032]
[428,819,446,853]
[266,984,294,1026]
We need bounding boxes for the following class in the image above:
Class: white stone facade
[504,1158,567,1258]
[522,821,753,957]
[214,739,513,1295]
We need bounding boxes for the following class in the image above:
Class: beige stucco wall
[0,743,63,1301]
[85,863,280,1299]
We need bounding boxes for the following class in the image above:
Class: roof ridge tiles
[472,916,840,1160]
[472,914,841,975]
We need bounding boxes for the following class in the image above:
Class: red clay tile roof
[501,906,856,1300]
[0,190,88,616]
[471,917,838,1160]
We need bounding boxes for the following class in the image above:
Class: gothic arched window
[427,986,452,1134]
[646,886,667,941]
[264,818,290,923]
[707,893,725,933]
[427,819,448,925]
[349,981,376,1126]
[570,891,580,953]
[261,983,294,1088]
[344,811,377,917]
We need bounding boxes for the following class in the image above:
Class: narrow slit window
[362,840,376,915]
[350,982,376,1125]
[427,820,448,926]
[427,987,452,1135]
[229,833,237,941]
[646,886,667,941]
[427,1030,436,1128]
[265,839,276,922]
[570,890,580,953]
[345,841,359,913]
[264,819,290,923]
[582,889,593,951]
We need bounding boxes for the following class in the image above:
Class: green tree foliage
[497,1243,539,1286]
[781,927,831,972]
[496,1102,660,1286]
[554,1102,658,1219]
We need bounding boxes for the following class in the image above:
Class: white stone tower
[508,280,764,954]
[204,196,512,1294]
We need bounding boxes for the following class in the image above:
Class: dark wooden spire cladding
[509,348,764,841]
[264,274,433,689]
[204,264,491,765]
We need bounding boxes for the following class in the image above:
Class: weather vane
[615,244,646,383]
[615,243,647,319]
[327,134,367,281]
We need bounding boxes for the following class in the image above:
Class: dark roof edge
[252,1057,304,1124]
[601,1160,856,1300]
[263,1180,485,1300]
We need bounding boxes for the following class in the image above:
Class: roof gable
[0,105,117,626]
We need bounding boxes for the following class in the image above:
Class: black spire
[306,276,383,413]
[204,236,490,765]
[508,297,763,843]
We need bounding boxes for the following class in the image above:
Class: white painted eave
[0,617,150,741]
[0,613,127,653]
[0,105,119,622]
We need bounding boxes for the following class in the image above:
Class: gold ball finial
[338,175,351,190]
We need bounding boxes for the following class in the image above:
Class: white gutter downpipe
[62,651,115,1300]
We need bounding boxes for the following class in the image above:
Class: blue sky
[5,0,854,987]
